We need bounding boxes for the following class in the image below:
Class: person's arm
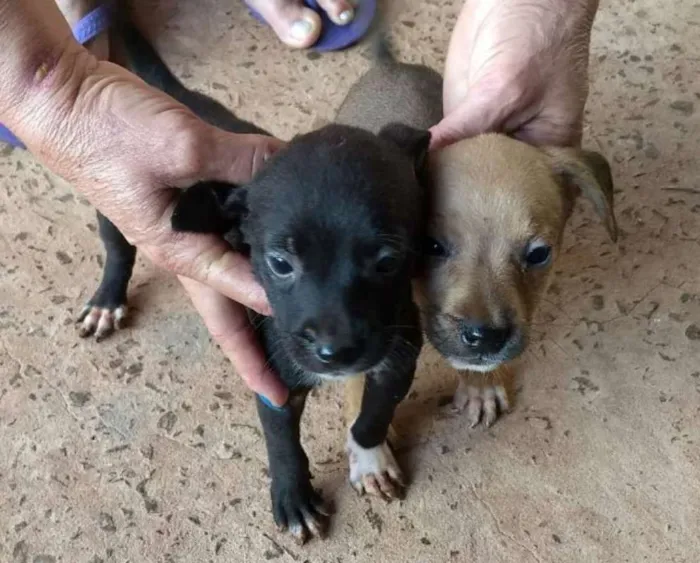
[0,0,97,146]
[431,0,601,149]
[0,0,289,406]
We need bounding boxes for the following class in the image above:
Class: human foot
[245,0,357,49]
[57,0,111,59]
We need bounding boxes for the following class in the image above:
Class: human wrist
[0,0,98,156]
[2,43,99,166]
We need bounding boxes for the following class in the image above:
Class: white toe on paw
[452,381,510,428]
[346,430,404,500]
[77,305,127,341]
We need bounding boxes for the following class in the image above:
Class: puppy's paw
[452,379,510,428]
[346,431,405,501]
[77,303,127,342]
[271,478,329,545]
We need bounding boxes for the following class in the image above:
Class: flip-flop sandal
[247,0,376,52]
[0,2,115,149]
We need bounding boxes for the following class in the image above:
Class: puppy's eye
[375,252,401,275]
[266,253,294,277]
[424,236,448,258]
[523,239,552,268]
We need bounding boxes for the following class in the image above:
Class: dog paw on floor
[77,303,128,341]
[346,431,405,500]
[451,377,511,428]
[271,478,330,545]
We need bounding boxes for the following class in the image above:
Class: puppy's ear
[171,181,248,237]
[543,147,618,243]
[378,123,432,175]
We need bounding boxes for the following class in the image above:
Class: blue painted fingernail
[258,394,285,411]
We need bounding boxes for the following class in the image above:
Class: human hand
[431,0,600,149]
[1,20,288,404]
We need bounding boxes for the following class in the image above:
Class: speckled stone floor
[1,1,699,562]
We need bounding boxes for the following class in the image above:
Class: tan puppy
[338,36,617,440]
[414,135,616,427]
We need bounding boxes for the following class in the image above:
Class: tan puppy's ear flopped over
[543,147,619,243]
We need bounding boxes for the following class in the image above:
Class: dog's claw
[77,304,127,341]
[302,508,327,539]
[452,382,510,428]
[347,433,405,501]
[271,482,328,544]
[289,523,308,545]
[312,499,331,517]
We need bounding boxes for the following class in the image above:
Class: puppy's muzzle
[424,312,526,371]
[297,320,380,374]
[460,322,513,356]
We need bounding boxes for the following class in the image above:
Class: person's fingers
[180,277,289,406]
[429,94,503,150]
[142,232,271,315]
[510,96,586,148]
[513,118,583,148]
[315,0,355,25]
[246,0,322,49]
[430,74,539,150]
[201,129,286,185]
[431,98,581,150]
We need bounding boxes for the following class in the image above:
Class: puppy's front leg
[452,364,514,428]
[347,335,419,501]
[77,212,136,340]
[256,390,328,544]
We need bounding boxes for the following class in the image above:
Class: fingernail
[338,8,354,24]
[291,19,314,40]
[258,393,286,410]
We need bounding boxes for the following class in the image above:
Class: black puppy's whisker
[251,315,271,332]
[260,343,286,372]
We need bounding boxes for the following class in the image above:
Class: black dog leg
[257,389,329,545]
[77,211,136,341]
[347,323,422,500]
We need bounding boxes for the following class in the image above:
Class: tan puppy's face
[416,134,617,372]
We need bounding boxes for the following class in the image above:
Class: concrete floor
[2,0,700,561]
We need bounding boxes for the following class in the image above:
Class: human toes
[56,0,110,59]
[316,0,356,25]
[246,0,322,49]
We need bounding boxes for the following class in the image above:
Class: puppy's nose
[300,322,366,367]
[315,341,363,366]
[461,323,512,355]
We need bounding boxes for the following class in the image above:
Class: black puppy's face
[173,124,430,378]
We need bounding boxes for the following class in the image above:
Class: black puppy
[77,17,430,543]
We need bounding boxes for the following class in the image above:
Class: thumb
[203,128,286,184]
[430,95,502,150]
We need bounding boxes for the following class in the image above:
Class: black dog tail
[372,33,396,65]
[112,3,187,99]
[363,3,397,66]
[111,1,270,136]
